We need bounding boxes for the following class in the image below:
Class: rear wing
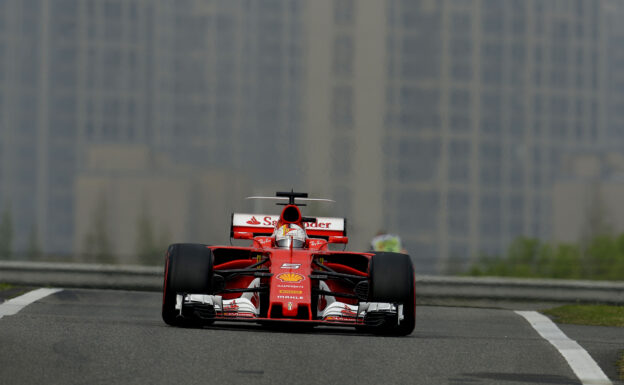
[231,213,347,238]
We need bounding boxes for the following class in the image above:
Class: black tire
[368,252,416,336]
[162,243,214,326]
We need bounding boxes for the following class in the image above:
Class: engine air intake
[281,205,301,223]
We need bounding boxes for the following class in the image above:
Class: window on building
[330,136,352,178]
[480,164,502,185]
[482,14,503,35]
[451,12,471,36]
[550,68,567,88]
[448,214,469,237]
[334,0,354,25]
[510,163,524,187]
[333,35,354,76]
[450,114,471,132]
[451,38,472,58]
[449,139,471,182]
[480,142,502,163]
[511,16,526,36]
[401,55,440,80]
[480,115,502,137]
[482,65,502,85]
[331,85,353,128]
[448,189,470,212]
[449,241,470,262]
[480,193,501,218]
[479,217,501,238]
[451,63,472,82]
[451,88,470,111]
[508,218,524,237]
[511,43,526,64]
[449,162,470,182]
[509,115,525,138]
[103,0,122,19]
[552,44,568,66]
[398,190,439,234]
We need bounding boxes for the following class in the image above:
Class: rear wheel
[162,243,214,326]
[367,252,415,336]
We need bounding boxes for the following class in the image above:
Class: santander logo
[236,214,341,231]
[246,216,261,225]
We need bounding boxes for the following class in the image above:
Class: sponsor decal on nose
[279,290,303,294]
[276,272,305,283]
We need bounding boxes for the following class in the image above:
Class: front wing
[175,287,404,328]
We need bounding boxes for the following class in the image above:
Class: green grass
[542,305,624,327]
[542,305,624,380]
[0,283,14,291]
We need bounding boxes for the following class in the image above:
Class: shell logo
[276,272,305,283]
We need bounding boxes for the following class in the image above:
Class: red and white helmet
[274,224,306,248]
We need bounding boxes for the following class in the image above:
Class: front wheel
[368,252,416,336]
[162,243,214,326]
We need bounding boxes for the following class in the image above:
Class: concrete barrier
[1,261,622,304]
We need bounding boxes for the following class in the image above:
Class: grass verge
[542,304,624,327]
[0,283,14,291]
[542,305,624,380]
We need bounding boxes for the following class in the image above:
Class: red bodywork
[208,203,372,326]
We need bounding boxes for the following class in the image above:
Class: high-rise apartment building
[304,0,624,272]
[0,0,306,256]
[2,0,624,272]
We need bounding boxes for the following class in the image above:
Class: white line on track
[515,310,612,385]
[0,288,62,320]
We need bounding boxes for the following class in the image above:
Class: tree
[467,234,623,281]
[0,207,13,260]
[83,194,115,264]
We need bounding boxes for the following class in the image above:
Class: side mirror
[328,236,348,244]
[233,231,253,240]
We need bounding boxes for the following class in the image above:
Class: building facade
[2,0,624,272]
[0,0,306,257]
[303,0,624,272]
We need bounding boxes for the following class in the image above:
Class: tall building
[302,0,387,248]
[0,0,307,257]
[0,0,78,254]
[553,149,624,245]
[304,0,624,273]
[2,0,624,273]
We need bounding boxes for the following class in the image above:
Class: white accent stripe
[515,311,612,385]
[0,288,62,319]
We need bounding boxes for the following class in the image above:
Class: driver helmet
[274,224,306,248]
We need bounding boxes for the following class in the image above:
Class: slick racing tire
[162,243,214,326]
[368,252,416,336]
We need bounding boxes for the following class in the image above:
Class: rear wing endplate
[231,213,346,238]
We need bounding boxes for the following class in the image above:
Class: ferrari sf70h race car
[162,191,415,335]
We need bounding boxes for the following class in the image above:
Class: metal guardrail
[416,275,624,304]
[0,261,163,291]
[1,261,623,304]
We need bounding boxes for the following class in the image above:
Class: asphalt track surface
[0,289,622,385]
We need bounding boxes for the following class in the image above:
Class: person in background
[370,230,407,254]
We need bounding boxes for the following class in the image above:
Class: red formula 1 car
[162,191,415,335]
